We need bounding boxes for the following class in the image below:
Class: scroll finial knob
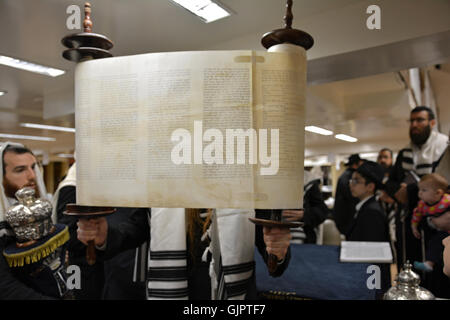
[261,0,313,50]
[83,2,93,33]
[284,0,293,29]
[62,1,113,62]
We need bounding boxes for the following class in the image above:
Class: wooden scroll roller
[248,0,314,275]
[62,2,114,62]
[249,211,304,274]
[64,204,116,265]
[61,3,116,266]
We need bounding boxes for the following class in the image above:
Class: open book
[340,241,393,263]
[74,50,307,209]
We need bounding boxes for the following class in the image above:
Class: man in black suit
[347,161,391,296]
[346,161,389,242]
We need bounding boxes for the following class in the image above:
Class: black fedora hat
[345,154,362,166]
[356,161,385,189]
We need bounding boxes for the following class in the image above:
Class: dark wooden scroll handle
[64,204,116,266]
[86,240,96,265]
[267,254,279,274]
[83,2,92,32]
[248,216,303,275]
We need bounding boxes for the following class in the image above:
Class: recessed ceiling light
[305,126,333,136]
[360,152,379,158]
[335,134,358,143]
[170,0,231,23]
[0,90,7,96]
[56,153,75,158]
[0,55,65,77]
[0,133,56,142]
[20,123,75,133]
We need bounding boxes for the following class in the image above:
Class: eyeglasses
[349,178,365,185]
[407,118,428,124]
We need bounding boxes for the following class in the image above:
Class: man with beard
[0,142,55,299]
[377,148,394,180]
[385,106,448,273]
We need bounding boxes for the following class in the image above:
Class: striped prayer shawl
[400,131,448,177]
[147,208,188,300]
[211,209,255,299]
[290,227,306,244]
[146,208,255,300]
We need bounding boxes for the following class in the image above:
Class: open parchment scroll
[75,50,305,209]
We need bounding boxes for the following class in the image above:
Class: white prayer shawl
[51,163,77,223]
[0,142,48,237]
[147,208,255,300]
[435,146,449,183]
[401,131,448,177]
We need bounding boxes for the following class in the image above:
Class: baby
[411,173,450,272]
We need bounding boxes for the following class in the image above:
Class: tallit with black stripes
[401,130,448,177]
[147,208,255,300]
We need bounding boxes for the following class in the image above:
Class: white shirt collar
[355,195,374,213]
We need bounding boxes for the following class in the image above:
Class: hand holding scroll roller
[77,217,108,249]
[263,226,291,262]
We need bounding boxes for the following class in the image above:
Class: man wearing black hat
[333,154,364,235]
[346,161,389,242]
[347,161,391,296]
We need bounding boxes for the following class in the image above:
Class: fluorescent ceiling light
[0,90,7,96]
[171,0,231,23]
[56,153,74,158]
[360,152,379,158]
[0,133,56,142]
[20,123,75,133]
[0,55,65,77]
[335,134,358,143]
[305,126,333,136]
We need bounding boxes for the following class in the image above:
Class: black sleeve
[56,186,76,223]
[303,183,330,228]
[352,209,388,242]
[0,238,54,300]
[99,208,150,260]
[406,183,419,214]
[254,210,291,277]
[54,186,86,255]
[385,150,407,199]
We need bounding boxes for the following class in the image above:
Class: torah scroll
[75,50,306,209]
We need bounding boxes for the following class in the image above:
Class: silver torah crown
[383,261,435,300]
[5,187,54,242]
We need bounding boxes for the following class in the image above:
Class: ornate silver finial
[383,261,435,300]
[5,187,54,242]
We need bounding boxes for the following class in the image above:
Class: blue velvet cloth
[255,244,376,300]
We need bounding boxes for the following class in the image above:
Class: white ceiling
[0,0,449,162]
